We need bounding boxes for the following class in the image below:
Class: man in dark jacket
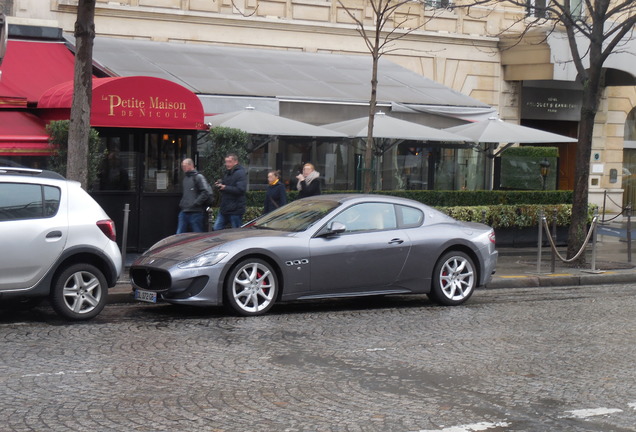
[213,153,247,230]
[177,158,211,233]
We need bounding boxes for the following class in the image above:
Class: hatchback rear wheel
[429,251,476,306]
[225,258,278,316]
[50,263,108,321]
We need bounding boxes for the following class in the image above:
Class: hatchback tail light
[97,219,117,242]
[488,230,496,244]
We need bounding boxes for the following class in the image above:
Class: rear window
[0,183,61,221]
[397,205,424,228]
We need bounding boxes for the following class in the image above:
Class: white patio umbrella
[205,106,347,137]
[444,117,578,144]
[322,111,468,142]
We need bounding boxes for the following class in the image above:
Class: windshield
[253,200,341,232]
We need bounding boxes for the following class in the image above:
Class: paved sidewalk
[108,224,636,304]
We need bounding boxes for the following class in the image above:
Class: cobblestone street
[1,284,636,431]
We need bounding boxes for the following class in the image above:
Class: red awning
[39,76,205,130]
[0,111,51,156]
[0,40,79,106]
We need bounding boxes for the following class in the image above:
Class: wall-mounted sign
[521,85,582,121]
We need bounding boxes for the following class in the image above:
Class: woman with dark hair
[295,163,321,198]
[264,170,287,214]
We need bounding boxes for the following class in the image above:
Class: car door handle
[388,238,404,244]
[46,230,63,239]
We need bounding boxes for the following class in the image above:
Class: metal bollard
[537,209,544,274]
[121,203,130,274]
[590,210,598,272]
[551,209,557,273]
[627,203,632,263]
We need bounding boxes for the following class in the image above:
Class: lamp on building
[539,158,551,190]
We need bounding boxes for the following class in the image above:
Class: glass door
[139,132,194,250]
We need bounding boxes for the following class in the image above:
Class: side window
[0,183,59,221]
[43,186,61,217]
[332,203,397,233]
[397,205,424,228]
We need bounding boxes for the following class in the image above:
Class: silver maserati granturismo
[130,194,497,316]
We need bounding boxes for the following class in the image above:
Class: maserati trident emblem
[146,271,152,287]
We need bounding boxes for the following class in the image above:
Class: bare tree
[458,0,636,265]
[338,0,433,192]
[67,0,96,189]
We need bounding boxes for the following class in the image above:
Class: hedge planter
[495,226,569,247]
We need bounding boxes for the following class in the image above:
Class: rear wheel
[429,251,476,306]
[225,258,278,316]
[50,264,108,321]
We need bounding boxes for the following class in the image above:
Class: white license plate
[134,289,158,303]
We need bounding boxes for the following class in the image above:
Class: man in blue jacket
[213,153,247,230]
[177,158,211,233]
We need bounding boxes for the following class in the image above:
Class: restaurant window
[247,142,270,191]
[97,134,135,192]
[396,144,431,190]
[143,133,191,193]
[433,147,485,190]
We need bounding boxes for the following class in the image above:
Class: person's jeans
[213,212,243,231]
[177,211,205,234]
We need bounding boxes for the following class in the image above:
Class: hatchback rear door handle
[46,230,62,239]
[388,238,404,244]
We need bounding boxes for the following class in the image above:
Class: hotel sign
[521,86,582,121]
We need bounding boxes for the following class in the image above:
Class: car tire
[50,263,108,321]
[225,258,278,316]
[429,251,476,306]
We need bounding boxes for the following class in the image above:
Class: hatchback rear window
[0,183,61,221]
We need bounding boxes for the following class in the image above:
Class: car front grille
[130,268,171,291]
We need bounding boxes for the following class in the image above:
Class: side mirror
[328,221,346,234]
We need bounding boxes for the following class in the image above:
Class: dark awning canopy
[78,35,496,121]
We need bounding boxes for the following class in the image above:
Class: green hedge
[245,189,573,207]
[439,204,589,228]
[219,204,590,229]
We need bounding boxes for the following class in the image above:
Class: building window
[570,0,584,18]
[527,0,549,18]
[425,0,451,9]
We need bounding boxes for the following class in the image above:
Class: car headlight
[178,252,228,269]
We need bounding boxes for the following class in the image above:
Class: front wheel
[225,258,278,316]
[50,264,108,321]
[429,251,476,306]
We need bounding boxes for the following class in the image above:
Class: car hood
[138,228,294,262]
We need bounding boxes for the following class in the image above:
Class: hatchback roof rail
[0,167,65,179]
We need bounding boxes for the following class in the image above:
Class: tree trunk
[363,29,381,193]
[67,0,96,189]
[566,64,604,266]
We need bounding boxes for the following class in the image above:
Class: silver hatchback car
[0,167,122,320]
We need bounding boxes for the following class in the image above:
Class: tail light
[488,230,496,244]
[97,219,117,242]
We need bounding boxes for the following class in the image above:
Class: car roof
[0,167,66,180]
[300,193,427,207]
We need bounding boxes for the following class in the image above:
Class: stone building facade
[3,0,636,212]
